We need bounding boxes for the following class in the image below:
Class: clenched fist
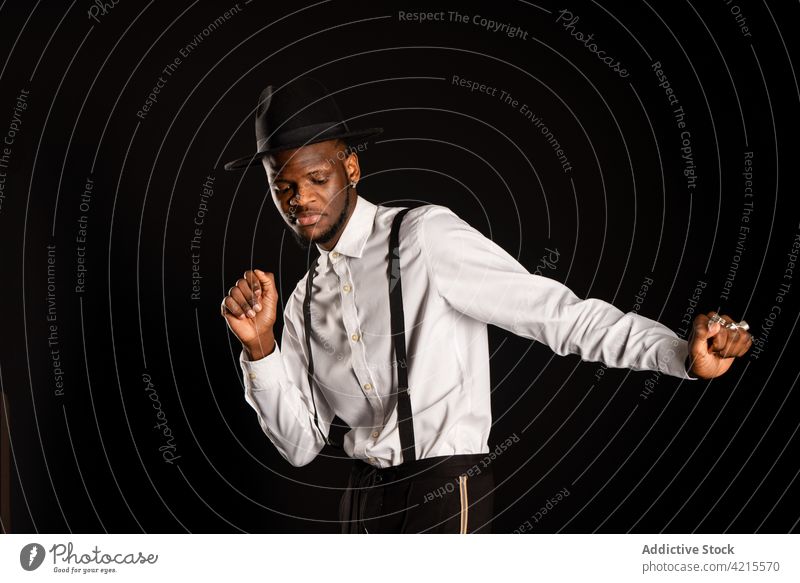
[687,311,753,379]
[220,269,278,360]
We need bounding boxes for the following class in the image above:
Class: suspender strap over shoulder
[389,207,417,463]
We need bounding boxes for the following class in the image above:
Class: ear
[343,149,361,185]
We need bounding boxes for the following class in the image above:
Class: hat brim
[223,127,383,171]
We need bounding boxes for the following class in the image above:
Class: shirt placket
[330,253,385,462]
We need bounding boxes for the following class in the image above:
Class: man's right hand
[221,269,278,360]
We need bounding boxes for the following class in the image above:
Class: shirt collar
[315,195,378,267]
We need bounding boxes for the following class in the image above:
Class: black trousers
[339,454,494,533]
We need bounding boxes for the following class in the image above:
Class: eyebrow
[273,165,333,183]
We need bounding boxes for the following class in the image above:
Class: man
[220,78,752,534]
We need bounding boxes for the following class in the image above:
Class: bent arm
[419,206,694,379]
[239,296,331,466]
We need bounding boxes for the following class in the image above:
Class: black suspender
[388,208,416,462]
[302,206,417,463]
[303,254,332,447]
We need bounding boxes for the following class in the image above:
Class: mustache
[286,206,325,225]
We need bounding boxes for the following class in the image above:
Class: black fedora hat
[224,77,383,171]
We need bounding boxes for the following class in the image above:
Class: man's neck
[318,192,358,251]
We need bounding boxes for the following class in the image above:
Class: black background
[1,0,798,533]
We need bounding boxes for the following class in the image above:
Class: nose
[294,182,320,205]
[286,185,319,219]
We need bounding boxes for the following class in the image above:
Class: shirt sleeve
[417,205,696,380]
[239,293,332,466]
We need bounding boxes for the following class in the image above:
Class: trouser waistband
[351,453,490,481]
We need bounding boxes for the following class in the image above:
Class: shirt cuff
[684,353,700,380]
[239,342,287,392]
[660,338,698,380]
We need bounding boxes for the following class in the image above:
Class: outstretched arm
[418,206,697,379]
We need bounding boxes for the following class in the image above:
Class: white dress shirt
[240,195,694,467]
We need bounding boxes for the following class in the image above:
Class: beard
[289,189,352,250]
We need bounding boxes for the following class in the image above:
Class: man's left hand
[688,312,753,379]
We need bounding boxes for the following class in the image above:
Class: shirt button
[363,383,372,391]
[368,457,377,465]
[331,251,340,259]
[372,431,380,438]
[342,283,352,293]
[248,372,257,380]
[351,333,360,342]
